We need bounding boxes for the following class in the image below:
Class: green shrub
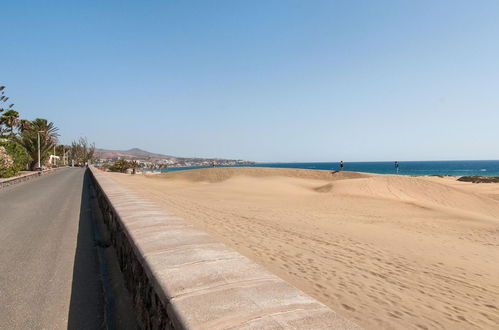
[0,140,31,178]
[109,159,131,173]
[457,176,499,183]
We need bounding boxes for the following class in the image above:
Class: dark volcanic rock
[457,176,499,183]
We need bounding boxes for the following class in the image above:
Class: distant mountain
[94,148,175,160]
[94,148,252,164]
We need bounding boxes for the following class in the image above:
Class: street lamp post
[37,131,45,170]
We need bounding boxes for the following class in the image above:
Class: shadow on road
[68,170,137,330]
[67,171,105,329]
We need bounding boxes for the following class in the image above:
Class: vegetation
[0,146,14,177]
[0,86,59,176]
[0,85,96,177]
[0,85,14,117]
[129,160,140,174]
[457,176,499,183]
[15,118,59,170]
[0,140,30,177]
[69,137,95,165]
[108,159,132,173]
[0,110,20,136]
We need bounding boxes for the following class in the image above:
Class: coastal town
[93,147,254,171]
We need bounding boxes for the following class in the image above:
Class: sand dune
[149,166,371,182]
[108,167,499,329]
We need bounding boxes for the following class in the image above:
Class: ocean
[149,160,499,177]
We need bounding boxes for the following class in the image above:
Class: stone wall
[0,167,64,189]
[89,167,361,330]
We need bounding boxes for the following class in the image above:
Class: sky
[2,0,499,162]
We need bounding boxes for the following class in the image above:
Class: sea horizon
[144,159,499,177]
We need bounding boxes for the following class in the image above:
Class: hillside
[94,148,175,160]
[94,147,252,164]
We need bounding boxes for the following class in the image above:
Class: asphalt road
[0,168,104,329]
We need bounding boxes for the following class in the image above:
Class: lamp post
[37,131,45,170]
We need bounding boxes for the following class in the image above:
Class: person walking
[394,161,399,174]
[340,160,344,171]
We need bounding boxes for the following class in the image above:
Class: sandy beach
[107,167,499,329]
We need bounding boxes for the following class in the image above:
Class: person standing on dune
[340,160,344,171]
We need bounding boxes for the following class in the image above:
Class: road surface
[0,168,104,329]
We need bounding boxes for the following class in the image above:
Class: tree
[0,85,11,115]
[69,137,95,165]
[108,159,131,173]
[0,140,30,177]
[17,118,59,170]
[0,109,20,136]
[129,160,140,174]
[18,119,32,133]
[0,146,14,177]
[54,144,69,165]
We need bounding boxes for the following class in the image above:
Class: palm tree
[0,109,20,136]
[109,159,131,173]
[18,119,32,133]
[17,118,59,170]
[129,160,140,174]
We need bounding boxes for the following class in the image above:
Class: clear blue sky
[2,1,498,162]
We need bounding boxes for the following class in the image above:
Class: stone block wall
[0,167,64,189]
